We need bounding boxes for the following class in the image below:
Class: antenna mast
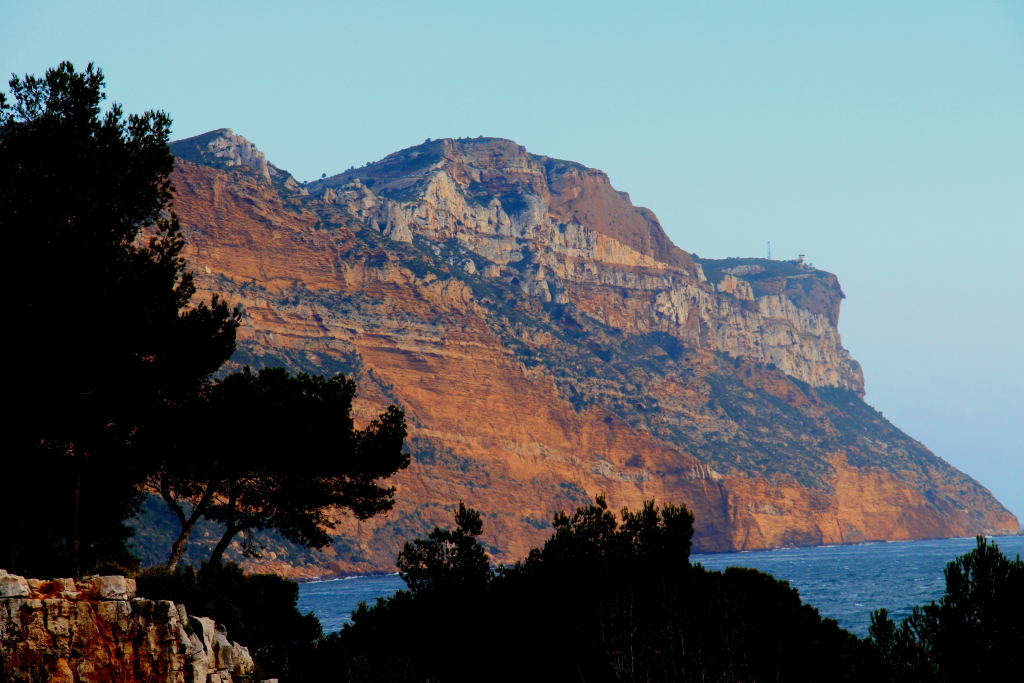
[767,241,771,260]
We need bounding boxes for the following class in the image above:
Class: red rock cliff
[152,130,1017,579]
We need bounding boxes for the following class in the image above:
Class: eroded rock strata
[156,131,1017,578]
[0,570,252,683]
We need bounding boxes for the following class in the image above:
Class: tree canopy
[316,497,860,683]
[397,501,489,594]
[149,367,409,571]
[868,536,1023,682]
[1,62,238,577]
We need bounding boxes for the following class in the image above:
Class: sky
[4,0,1022,522]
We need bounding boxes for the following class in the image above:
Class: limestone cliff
[148,131,1017,578]
[0,570,253,683]
[305,137,862,393]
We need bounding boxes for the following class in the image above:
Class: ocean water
[691,535,1023,636]
[297,535,1024,636]
[298,574,407,633]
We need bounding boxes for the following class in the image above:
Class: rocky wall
[0,570,253,683]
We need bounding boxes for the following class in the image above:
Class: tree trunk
[166,511,201,570]
[204,523,240,574]
[199,483,239,578]
[162,478,219,570]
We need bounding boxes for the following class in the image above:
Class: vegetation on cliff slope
[150,130,1017,574]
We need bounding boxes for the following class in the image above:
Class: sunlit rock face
[303,137,863,394]
[158,131,1017,579]
[0,571,253,683]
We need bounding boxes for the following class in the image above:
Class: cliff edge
[144,130,1017,578]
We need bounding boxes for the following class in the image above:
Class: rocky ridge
[306,138,863,392]
[0,570,253,683]
[170,128,307,195]
[150,130,1017,578]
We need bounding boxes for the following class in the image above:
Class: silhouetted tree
[868,536,1023,682]
[0,62,238,577]
[397,501,489,594]
[515,496,696,681]
[147,367,409,572]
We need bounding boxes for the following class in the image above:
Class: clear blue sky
[4,0,1022,522]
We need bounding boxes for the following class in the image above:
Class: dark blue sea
[297,535,1024,637]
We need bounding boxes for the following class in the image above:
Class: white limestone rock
[0,571,29,598]
[88,575,136,600]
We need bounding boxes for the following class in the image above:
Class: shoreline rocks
[0,570,253,683]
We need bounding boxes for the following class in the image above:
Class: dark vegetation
[144,367,407,572]
[325,496,854,683]
[693,256,814,285]
[302,502,1022,683]
[368,145,442,178]
[866,537,1023,682]
[1,61,237,579]
[465,179,530,215]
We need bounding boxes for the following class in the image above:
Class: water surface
[692,535,1023,635]
[299,574,406,633]
[298,535,1024,636]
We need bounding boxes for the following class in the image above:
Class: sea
[297,535,1024,637]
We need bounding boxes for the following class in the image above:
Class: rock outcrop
[170,128,307,194]
[303,137,862,393]
[150,131,1017,578]
[0,570,253,683]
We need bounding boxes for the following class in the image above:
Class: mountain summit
[309,137,695,272]
[162,130,1016,578]
[300,135,862,392]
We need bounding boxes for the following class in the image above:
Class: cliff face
[305,137,862,394]
[152,130,1017,578]
[0,571,252,683]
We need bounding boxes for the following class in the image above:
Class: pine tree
[0,62,238,577]
[868,536,1024,682]
[396,501,490,594]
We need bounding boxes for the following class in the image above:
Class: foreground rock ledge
[0,569,254,683]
